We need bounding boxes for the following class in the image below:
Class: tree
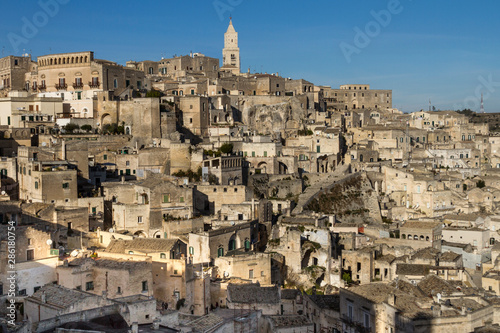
[476,180,486,188]
[220,143,233,155]
[63,123,79,134]
[342,272,352,283]
[146,89,162,98]
[81,124,92,132]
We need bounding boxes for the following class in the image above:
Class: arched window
[189,246,194,255]
[160,253,166,259]
[244,239,250,250]
[217,246,224,257]
[34,181,38,189]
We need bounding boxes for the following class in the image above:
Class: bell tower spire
[222,17,240,74]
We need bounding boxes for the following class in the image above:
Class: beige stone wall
[214,253,271,284]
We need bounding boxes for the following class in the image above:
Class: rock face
[240,96,308,136]
[305,172,382,223]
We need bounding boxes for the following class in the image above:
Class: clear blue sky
[1,0,499,112]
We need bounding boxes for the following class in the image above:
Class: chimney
[131,322,138,333]
[152,319,160,330]
[41,291,46,303]
[387,293,396,306]
[61,139,66,160]
[461,306,466,315]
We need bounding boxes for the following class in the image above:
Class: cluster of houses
[3,19,500,333]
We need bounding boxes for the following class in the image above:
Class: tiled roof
[227,283,280,304]
[106,238,179,253]
[396,264,430,276]
[29,284,95,309]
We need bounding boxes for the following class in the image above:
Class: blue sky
[1,0,499,112]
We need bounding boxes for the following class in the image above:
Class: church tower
[222,18,240,74]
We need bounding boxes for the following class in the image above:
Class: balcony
[38,84,46,91]
[88,81,100,88]
[73,82,84,89]
[55,83,67,90]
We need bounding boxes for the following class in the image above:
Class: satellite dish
[1,191,5,195]
[42,142,47,147]
[109,228,114,233]
[46,239,53,245]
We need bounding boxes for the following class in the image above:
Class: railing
[89,81,100,88]
[55,83,67,90]
[73,82,84,88]
[38,84,46,90]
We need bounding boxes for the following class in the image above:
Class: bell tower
[222,18,240,73]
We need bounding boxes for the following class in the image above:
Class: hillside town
[3,19,500,333]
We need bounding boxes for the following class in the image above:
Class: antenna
[480,93,485,113]
[429,99,431,112]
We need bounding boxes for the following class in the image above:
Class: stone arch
[153,230,162,238]
[134,231,147,238]
[101,113,112,126]
[278,161,289,175]
[257,161,267,174]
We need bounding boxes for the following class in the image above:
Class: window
[174,269,178,275]
[34,181,38,189]
[180,197,184,203]
[163,194,170,203]
[138,216,143,223]
[364,312,370,328]
[113,79,118,88]
[103,154,107,160]
[27,238,32,246]
[117,286,122,294]
[189,246,194,255]
[249,269,254,278]
[160,253,166,259]
[62,182,69,189]
[86,281,94,291]
[142,281,148,292]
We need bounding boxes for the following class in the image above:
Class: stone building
[30,51,144,96]
[202,156,243,185]
[303,294,341,333]
[178,95,209,137]
[24,284,115,323]
[56,257,153,299]
[0,55,35,96]
[226,283,281,315]
[214,252,272,284]
[102,176,194,237]
[0,91,61,128]
[188,221,258,264]
[399,221,443,250]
